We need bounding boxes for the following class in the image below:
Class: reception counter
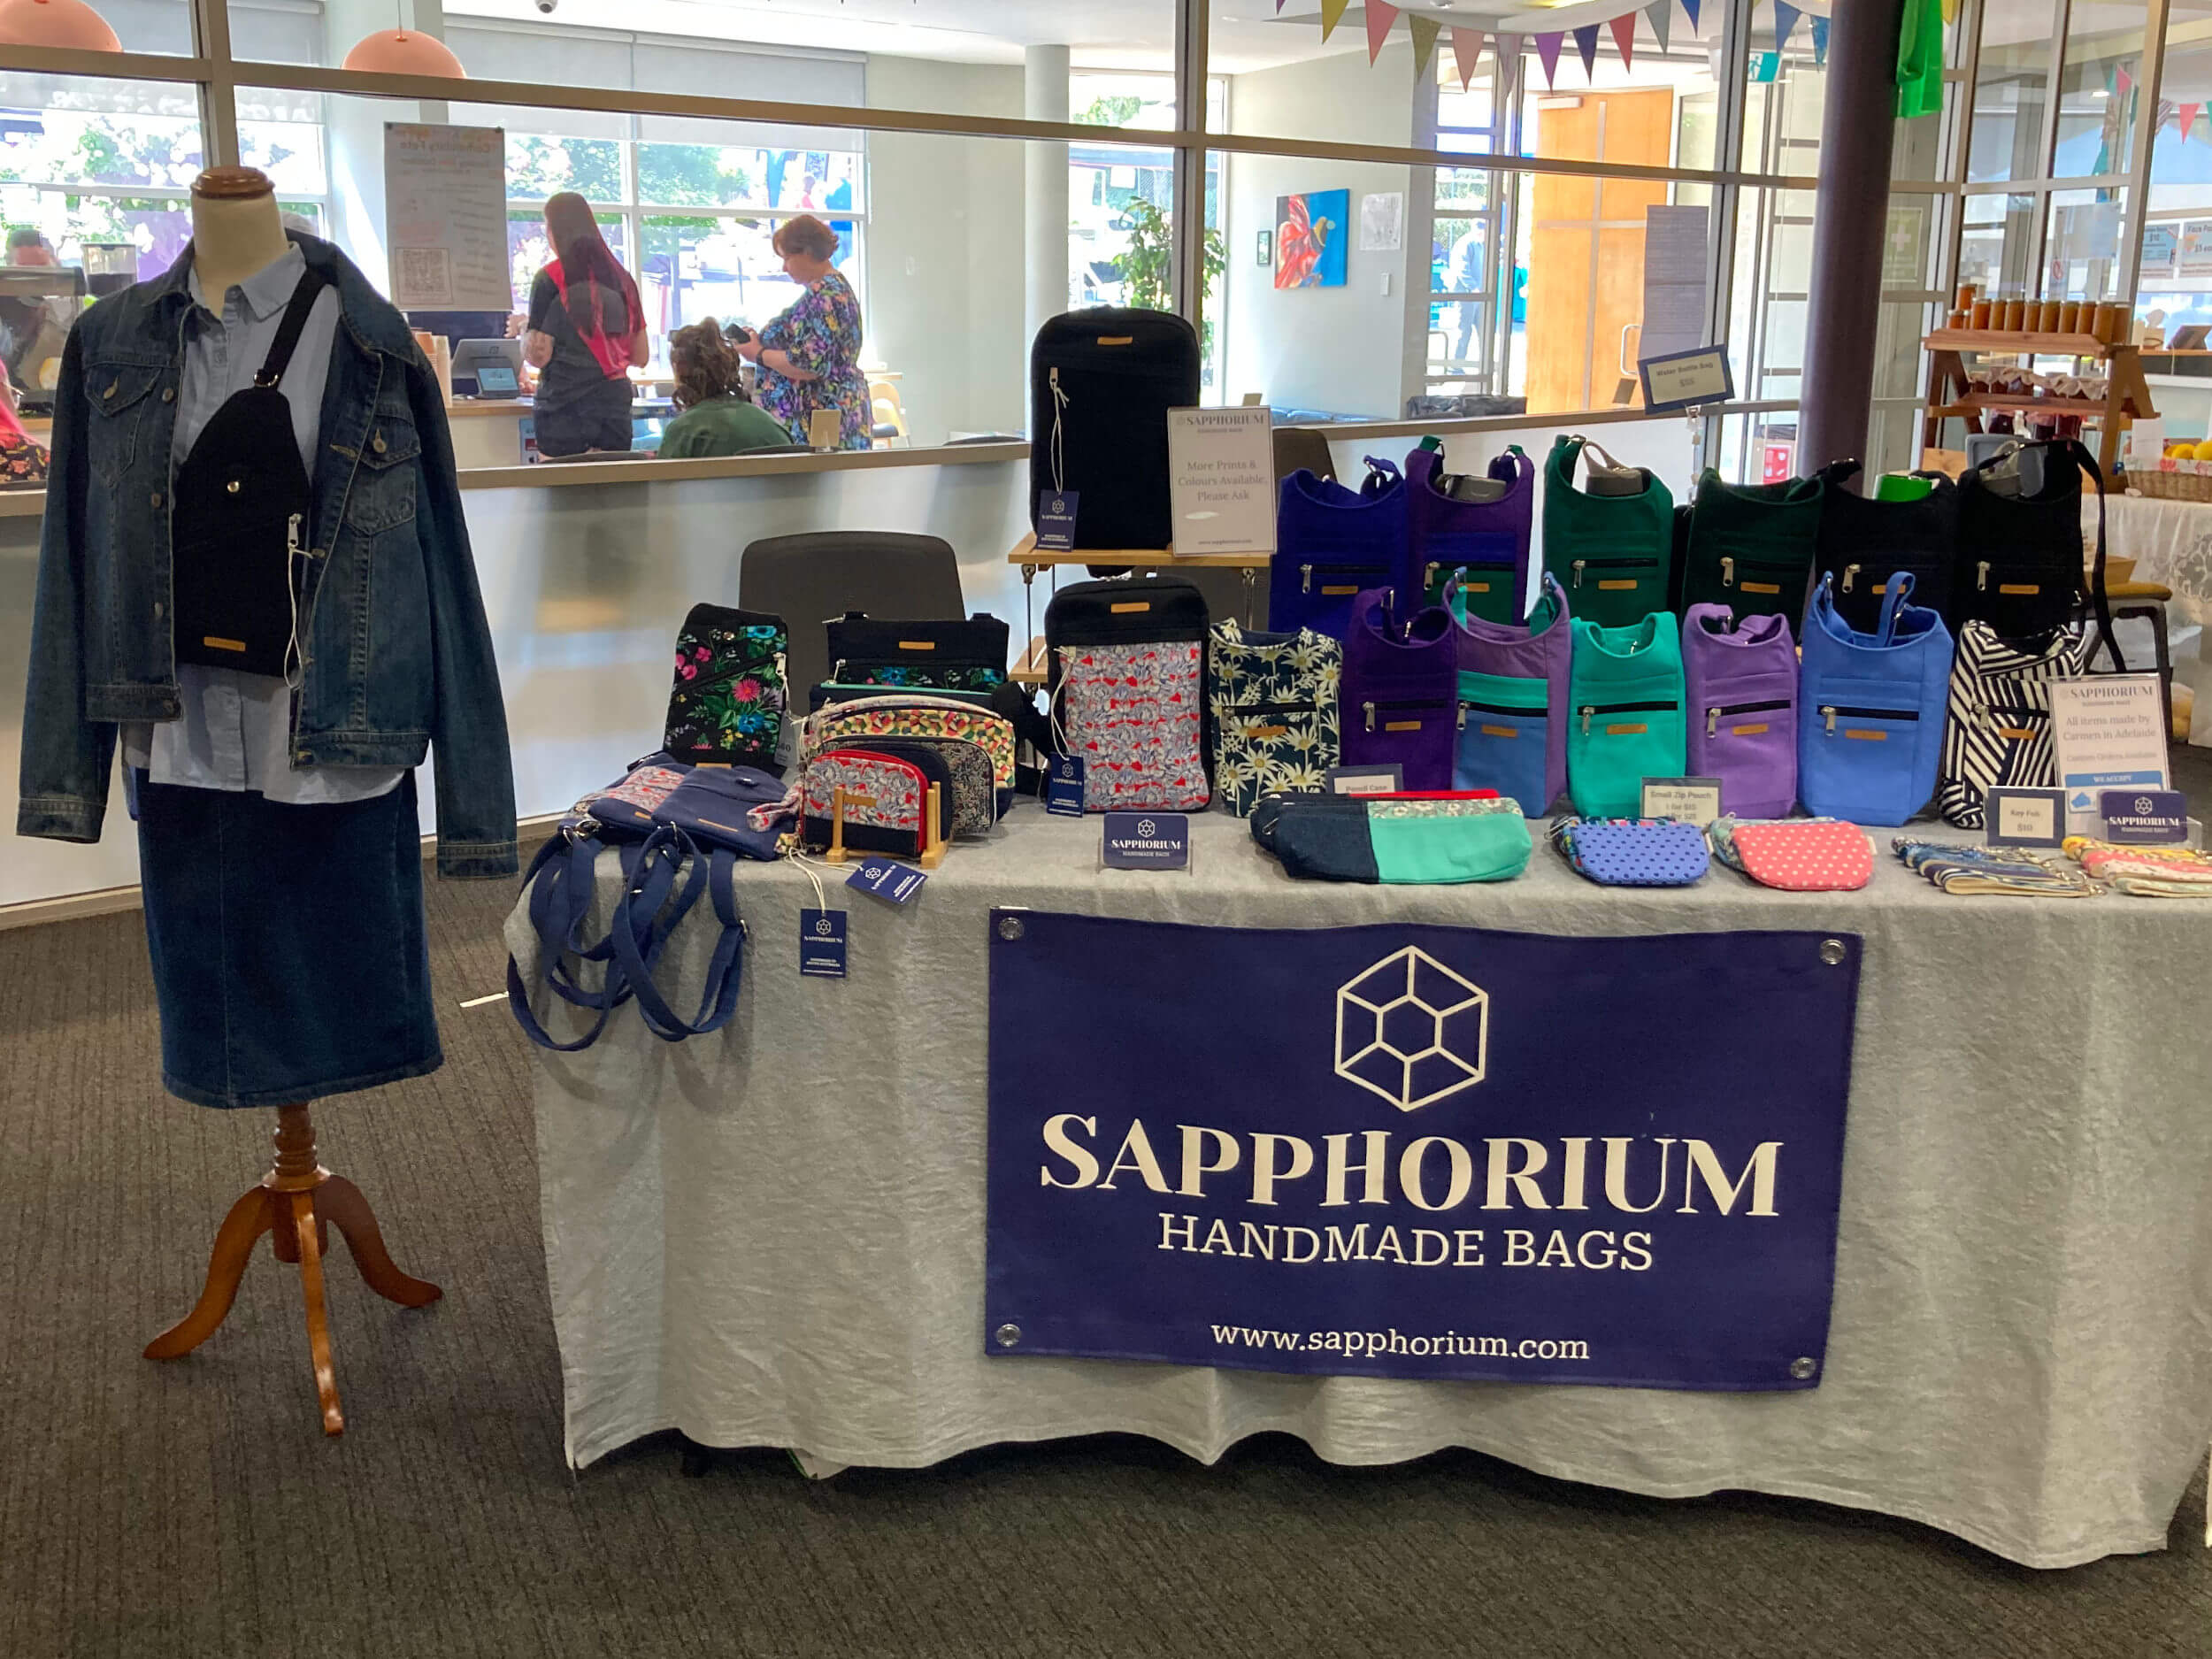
[0,440,1033,911]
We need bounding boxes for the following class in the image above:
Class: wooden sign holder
[143,1103,440,1435]
[821,780,945,868]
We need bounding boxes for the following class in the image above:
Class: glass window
[1960,189,2042,298]
[1970,0,2062,182]
[0,74,202,285]
[2055,4,2150,178]
[2044,186,2129,300]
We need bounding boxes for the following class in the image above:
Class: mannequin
[127,165,444,1435]
[188,167,292,297]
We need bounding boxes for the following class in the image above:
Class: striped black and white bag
[1938,619,2088,829]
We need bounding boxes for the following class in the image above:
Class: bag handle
[1361,455,1402,497]
[1876,570,1916,645]
[2066,438,2125,672]
[507,836,642,1052]
[609,829,748,1041]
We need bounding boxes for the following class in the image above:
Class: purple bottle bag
[1452,570,1572,813]
[1681,603,1799,819]
[1340,587,1460,791]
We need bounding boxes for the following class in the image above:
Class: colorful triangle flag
[1535,30,1565,88]
[1609,12,1638,70]
[1811,16,1828,65]
[1450,27,1486,91]
[1496,33,1524,82]
[1572,24,1599,80]
[1319,0,1348,44]
[1940,0,1958,21]
[1646,0,1671,53]
[2116,63,2135,97]
[1409,14,1442,77]
[1681,0,1701,33]
[2183,103,2202,142]
[1774,0,1801,52]
[1365,0,1400,65]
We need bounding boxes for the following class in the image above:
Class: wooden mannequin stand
[143,1104,441,1435]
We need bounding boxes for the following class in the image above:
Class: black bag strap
[253,269,329,390]
[2068,438,2125,672]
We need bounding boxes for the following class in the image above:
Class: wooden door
[1525,89,1676,413]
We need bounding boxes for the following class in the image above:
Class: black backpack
[1029,308,1201,552]
[1810,461,1959,634]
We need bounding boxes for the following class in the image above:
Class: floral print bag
[1043,574,1212,812]
[663,603,789,771]
[1207,621,1341,817]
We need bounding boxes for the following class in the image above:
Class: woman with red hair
[521,193,649,456]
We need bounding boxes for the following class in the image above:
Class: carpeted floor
[3,830,2208,1659]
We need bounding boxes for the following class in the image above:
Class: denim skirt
[136,775,443,1109]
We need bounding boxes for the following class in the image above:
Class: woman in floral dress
[735,214,872,449]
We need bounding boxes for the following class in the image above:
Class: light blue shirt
[126,242,403,803]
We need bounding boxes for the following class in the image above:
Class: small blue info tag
[2100,787,2188,844]
[1036,489,1079,552]
[1045,755,1087,817]
[799,908,847,978]
[1102,812,1189,870]
[847,856,928,905]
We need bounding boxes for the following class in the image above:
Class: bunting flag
[1811,16,1828,65]
[1646,0,1671,53]
[1496,33,1524,79]
[1450,27,1486,90]
[1940,0,1958,21]
[1681,0,1701,33]
[2116,63,2134,96]
[1535,30,1565,88]
[2183,103,2202,142]
[1319,0,1348,43]
[1572,23,1600,80]
[1610,12,1638,70]
[1365,0,1400,64]
[1409,14,1442,77]
[1774,1,1801,52]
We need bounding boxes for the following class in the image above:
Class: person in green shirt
[658,319,798,457]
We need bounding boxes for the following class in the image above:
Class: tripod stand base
[143,1104,440,1435]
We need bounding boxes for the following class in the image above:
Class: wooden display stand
[1007,532,1273,685]
[1920,329,2156,473]
[821,781,946,869]
[143,1104,440,1435]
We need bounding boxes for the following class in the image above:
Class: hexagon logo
[1334,947,1487,1111]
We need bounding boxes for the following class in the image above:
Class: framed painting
[1273,188,1348,289]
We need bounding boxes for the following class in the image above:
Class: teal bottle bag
[1677,470,1826,620]
[1540,435,1675,627]
[1567,612,1688,818]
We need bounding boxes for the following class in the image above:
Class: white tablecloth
[510,812,2212,1569]
[2090,492,2212,624]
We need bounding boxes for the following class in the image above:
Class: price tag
[1985,787,2068,849]
[846,856,928,905]
[1640,777,1724,824]
[1045,754,1087,816]
[1325,764,1402,796]
[798,908,847,978]
[1037,490,1080,552]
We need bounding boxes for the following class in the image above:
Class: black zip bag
[1952,437,2122,664]
[662,603,791,771]
[824,611,1010,694]
[1810,461,1959,634]
[1029,308,1201,552]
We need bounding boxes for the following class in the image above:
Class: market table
[508,810,2212,1570]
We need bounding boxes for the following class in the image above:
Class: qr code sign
[395,246,453,306]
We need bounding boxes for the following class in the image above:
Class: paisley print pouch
[1207,620,1341,817]
[800,694,1017,791]
[663,603,789,771]
[861,734,996,835]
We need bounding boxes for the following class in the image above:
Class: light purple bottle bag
[1681,603,1799,819]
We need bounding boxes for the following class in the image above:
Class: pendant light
[342,27,465,75]
[0,0,122,51]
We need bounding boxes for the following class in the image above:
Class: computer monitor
[449,337,525,398]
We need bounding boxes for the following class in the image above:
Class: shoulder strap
[2070,439,2124,672]
[1876,571,1916,645]
[608,830,747,1041]
[254,270,330,390]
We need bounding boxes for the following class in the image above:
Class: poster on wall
[383,123,512,312]
[1275,189,1349,289]
[1358,192,1404,253]
[986,913,1861,1391]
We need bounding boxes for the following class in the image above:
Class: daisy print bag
[663,603,789,770]
[1207,620,1341,816]
[1045,574,1212,811]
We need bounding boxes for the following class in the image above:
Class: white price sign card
[1166,407,1276,556]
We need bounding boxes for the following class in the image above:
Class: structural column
[1024,45,1071,360]
[1797,0,1909,483]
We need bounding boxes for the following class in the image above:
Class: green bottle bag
[1566,612,1687,818]
[1540,435,1676,628]
[1676,468,1826,620]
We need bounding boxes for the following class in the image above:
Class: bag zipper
[1975,700,2050,738]
[1301,562,1387,595]
[1820,703,1919,734]
[1705,696,1790,736]
[678,647,783,698]
[1363,696,1449,732]
[1578,698,1675,735]
[1224,698,1318,716]
[1458,697,1548,730]
[1718,557,1802,592]
[1571,557,1656,589]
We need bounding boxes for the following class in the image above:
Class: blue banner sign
[987,914,1860,1391]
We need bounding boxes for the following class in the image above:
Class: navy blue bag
[1797,572,1954,826]
[1271,457,1410,636]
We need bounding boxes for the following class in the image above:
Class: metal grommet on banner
[994,1322,1021,1348]
[1790,1356,1818,1379]
[996,916,1025,941]
[1818,939,1847,965]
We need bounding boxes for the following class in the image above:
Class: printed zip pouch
[862,734,995,836]
[1208,619,1341,816]
[1681,604,1798,819]
[1551,818,1709,886]
[800,748,942,857]
[1711,817,1872,891]
[1567,612,1686,818]
[579,763,694,840]
[800,693,1017,792]
[663,603,789,770]
[1253,791,1529,884]
[825,611,1010,693]
[1936,619,2087,829]
[1893,837,2093,896]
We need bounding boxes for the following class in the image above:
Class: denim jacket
[17,234,518,879]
